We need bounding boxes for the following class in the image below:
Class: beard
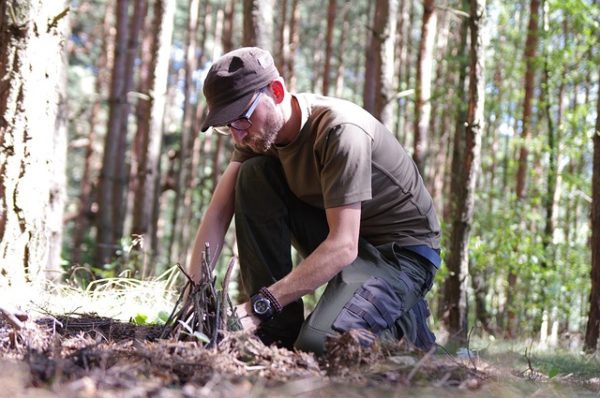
[247,103,284,152]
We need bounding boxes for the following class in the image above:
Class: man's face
[230,94,283,152]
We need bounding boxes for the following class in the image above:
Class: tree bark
[334,3,350,98]
[96,0,129,266]
[287,0,300,91]
[507,0,540,338]
[444,0,486,343]
[222,0,235,54]
[400,0,416,147]
[168,0,200,266]
[71,0,114,267]
[413,0,437,175]
[584,62,600,352]
[375,0,398,127]
[472,269,494,334]
[541,0,566,276]
[362,2,376,114]
[130,0,175,275]
[322,0,336,96]
[515,0,540,201]
[276,0,288,75]
[113,0,146,244]
[363,0,398,125]
[393,0,410,143]
[242,0,274,50]
[0,0,68,285]
[426,9,449,212]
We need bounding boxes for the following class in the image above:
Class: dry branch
[0,306,27,330]
[161,243,241,346]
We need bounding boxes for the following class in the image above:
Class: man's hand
[234,302,261,332]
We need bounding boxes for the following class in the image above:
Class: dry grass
[0,267,181,324]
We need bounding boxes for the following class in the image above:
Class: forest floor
[1,313,600,398]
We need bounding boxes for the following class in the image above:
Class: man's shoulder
[299,93,369,118]
[298,93,381,136]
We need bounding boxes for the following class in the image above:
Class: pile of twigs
[160,243,240,347]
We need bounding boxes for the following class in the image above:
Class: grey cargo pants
[235,157,437,355]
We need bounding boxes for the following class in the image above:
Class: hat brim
[200,91,255,132]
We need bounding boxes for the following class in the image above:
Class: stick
[406,345,436,384]
[0,306,24,330]
[220,257,237,331]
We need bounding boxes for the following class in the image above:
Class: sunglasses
[212,89,265,135]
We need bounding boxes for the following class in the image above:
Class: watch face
[253,297,271,315]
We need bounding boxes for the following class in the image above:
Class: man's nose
[230,128,247,144]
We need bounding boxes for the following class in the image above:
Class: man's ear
[269,79,285,104]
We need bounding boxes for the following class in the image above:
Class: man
[189,47,440,355]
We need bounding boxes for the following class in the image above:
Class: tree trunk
[413,0,437,175]
[506,0,540,338]
[96,0,129,266]
[198,1,212,67]
[322,0,336,96]
[584,63,600,352]
[426,9,449,212]
[515,0,540,200]
[130,0,175,275]
[401,0,416,147]
[0,0,68,286]
[334,3,350,98]
[310,28,325,95]
[541,53,558,273]
[444,0,486,343]
[276,0,288,75]
[375,0,398,127]
[287,0,300,91]
[472,269,494,334]
[222,0,235,54]
[442,8,469,225]
[440,3,470,323]
[393,0,410,142]
[168,0,200,266]
[362,2,376,114]
[71,1,114,267]
[113,0,146,244]
[538,0,565,343]
[242,0,274,50]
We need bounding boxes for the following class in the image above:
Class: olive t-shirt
[231,93,440,250]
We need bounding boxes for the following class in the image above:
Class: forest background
[0,0,598,353]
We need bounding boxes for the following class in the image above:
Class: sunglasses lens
[229,119,252,131]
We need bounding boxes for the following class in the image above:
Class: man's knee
[295,321,328,355]
[236,156,281,186]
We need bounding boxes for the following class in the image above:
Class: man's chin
[248,140,274,153]
[244,142,266,153]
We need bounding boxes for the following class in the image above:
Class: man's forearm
[188,215,227,282]
[187,162,240,282]
[268,236,357,307]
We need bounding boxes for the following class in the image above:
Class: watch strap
[259,287,282,314]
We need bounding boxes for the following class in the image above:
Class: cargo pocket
[332,276,405,335]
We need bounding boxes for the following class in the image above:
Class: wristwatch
[250,287,282,321]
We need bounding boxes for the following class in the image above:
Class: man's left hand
[234,302,261,332]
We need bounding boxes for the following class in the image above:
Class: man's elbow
[338,241,359,269]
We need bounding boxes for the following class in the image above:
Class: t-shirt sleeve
[317,123,373,208]
[231,146,256,163]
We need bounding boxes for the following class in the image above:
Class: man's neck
[275,95,301,146]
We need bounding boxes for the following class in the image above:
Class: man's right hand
[234,302,261,332]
